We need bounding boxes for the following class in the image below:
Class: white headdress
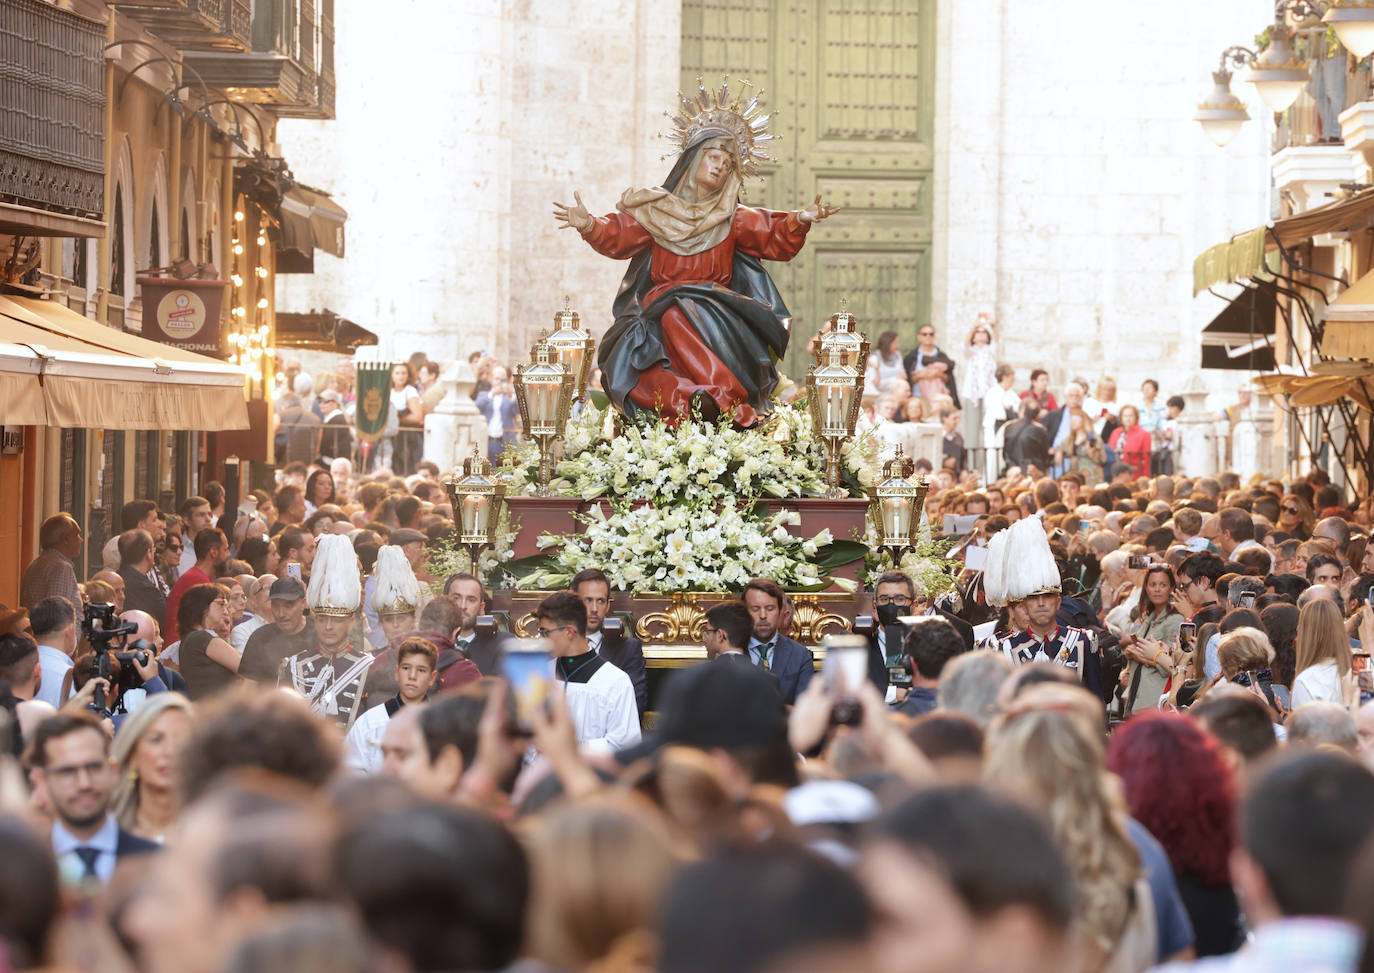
[307,534,361,616]
[982,517,1061,608]
[371,545,423,618]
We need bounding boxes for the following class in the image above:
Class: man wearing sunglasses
[534,592,640,752]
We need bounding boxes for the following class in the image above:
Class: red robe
[581,207,808,425]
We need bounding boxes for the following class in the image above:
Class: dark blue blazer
[116,827,160,859]
[770,635,814,704]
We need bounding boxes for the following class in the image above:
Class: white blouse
[1291,659,1344,707]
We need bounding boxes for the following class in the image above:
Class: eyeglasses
[702,625,717,635]
[875,595,914,607]
[163,543,182,552]
[537,626,569,638]
[46,760,109,785]
[1282,506,1300,515]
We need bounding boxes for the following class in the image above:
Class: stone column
[424,359,488,474]
[1175,373,1219,478]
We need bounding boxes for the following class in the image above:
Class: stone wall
[930,0,1273,404]
[275,0,681,365]
[282,0,1273,409]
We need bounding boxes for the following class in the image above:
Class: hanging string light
[227,206,271,371]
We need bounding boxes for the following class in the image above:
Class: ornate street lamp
[814,299,870,371]
[446,447,507,566]
[1247,21,1310,112]
[806,346,863,499]
[544,298,595,403]
[1195,50,1252,148]
[870,446,930,559]
[1325,0,1374,59]
[512,333,574,495]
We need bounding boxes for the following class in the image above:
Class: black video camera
[80,603,154,716]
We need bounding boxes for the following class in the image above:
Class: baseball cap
[269,576,307,601]
[390,528,427,546]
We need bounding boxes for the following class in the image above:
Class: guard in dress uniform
[279,533,375,732]
[984,517,1103,699]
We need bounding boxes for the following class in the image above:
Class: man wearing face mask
[868,570,976,699]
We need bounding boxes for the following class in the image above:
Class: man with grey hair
[1287,702,1357,753]
[937,649,1012,729]
[1312,516,1352,558]
[1226,576,1266,612]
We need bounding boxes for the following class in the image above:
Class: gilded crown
[662,77,778,178]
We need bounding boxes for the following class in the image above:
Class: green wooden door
[681,0,935,381]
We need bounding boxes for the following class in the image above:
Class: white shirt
[560,660,641,753]
[178,531,196,577]
[35,644,73,707]
[1293,660,1345,707]
[52,813,119,886]
[343,699,398,776]
[230,613,269,654]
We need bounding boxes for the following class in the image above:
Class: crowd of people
[272,348,522,477]
[3,378,1374,969]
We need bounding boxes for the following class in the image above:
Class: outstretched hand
[798,194,840,224]
[553,191,593,232]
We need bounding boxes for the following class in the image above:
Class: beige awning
[0,295,250,430]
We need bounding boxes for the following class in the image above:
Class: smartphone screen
[822,635,869,726]
[1354,653,1371,675]
[1080,519,1091,534]
[285,561,302,581]
[500,644,554,732]
[1178,622,1196,651]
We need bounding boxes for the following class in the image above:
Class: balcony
[0,0,106,237]
[182,0,335,118]
[114,0,251,53]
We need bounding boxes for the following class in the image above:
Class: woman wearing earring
[110,693,195,843]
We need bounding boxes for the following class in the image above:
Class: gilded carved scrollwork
[635,592,709,644]
[789,594,851,644]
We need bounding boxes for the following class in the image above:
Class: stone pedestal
[424,359,487,473]
[1175,373,1219,478]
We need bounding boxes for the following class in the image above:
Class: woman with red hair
[1106,712,1244,957]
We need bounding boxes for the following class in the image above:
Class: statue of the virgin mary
[554,79,838,428]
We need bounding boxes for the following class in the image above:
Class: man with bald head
[119,610,188,695]
[1312,516,1352,558]
[1298,584,1345,615]
[91,570,125,614]
[118,529,166,621]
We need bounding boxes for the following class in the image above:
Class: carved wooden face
[694,146,735,195]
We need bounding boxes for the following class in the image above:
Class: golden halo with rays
[661,76,778,179]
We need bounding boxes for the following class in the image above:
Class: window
[150,198,161,269]
[110,184,126,296]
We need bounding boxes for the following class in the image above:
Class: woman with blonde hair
[1276,493,1314,540]
[1292,598,1353,707]
[110,692,195,842]
[525,795,682,973]
[984,697,1151,972]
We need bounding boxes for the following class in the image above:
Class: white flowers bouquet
[494,398,877,594]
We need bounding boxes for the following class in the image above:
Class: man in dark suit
[116,528,167,623]
[742,579,814,704]
[28,712,159,885]
[572,568,648,717]
[441,573,507,676]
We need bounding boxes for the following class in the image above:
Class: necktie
[754,641,773,671]
[455,638,472,655]
[74,846,100,880]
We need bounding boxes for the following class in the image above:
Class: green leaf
[812,539,869,570]
[504,553,559,580]
[588,389,611,411]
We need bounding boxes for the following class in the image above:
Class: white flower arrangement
[496,398,878,594]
